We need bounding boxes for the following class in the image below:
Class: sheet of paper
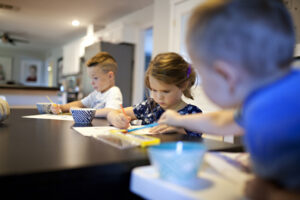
[73,126,118,137]
[73,126,140,149]
[73,125,155,136]
[22,114,74,121]
[204,152,252,183]
[72,126,160,149]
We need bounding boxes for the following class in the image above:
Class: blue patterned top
[133,98,202,137]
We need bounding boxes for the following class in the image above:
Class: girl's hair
[145,52,196,99]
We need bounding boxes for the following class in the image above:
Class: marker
[120,104,130,132]
[120,104,128,118]
[127,123,159,133]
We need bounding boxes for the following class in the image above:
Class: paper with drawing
[73,125,154,137]
[73,126,159,149]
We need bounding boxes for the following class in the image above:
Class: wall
[46,47,63,87]
[152,0,172,56]
[0,47,48,85]
[93,5,154,105]
[60,5,154,105]
[295,43,300,56]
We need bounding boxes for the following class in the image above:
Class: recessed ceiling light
[72,20,80,27]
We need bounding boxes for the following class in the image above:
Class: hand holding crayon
[47,96,62,114]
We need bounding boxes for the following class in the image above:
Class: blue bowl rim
[148,141,206,152]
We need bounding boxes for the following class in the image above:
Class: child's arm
[51,101,84,114]
[150,124,186,134]
[107,106,137,129]
[158,109,244,136]
[95,108,116,118]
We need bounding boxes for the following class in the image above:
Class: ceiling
[0,0,153,51]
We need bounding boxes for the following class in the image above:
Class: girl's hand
[150,124,179,134]
[107,110,131,129]
[50,104,62,114]
[158,110,182,127]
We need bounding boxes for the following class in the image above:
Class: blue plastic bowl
[148,141,206,184]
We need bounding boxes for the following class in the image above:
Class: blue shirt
[133,98,203,137]
[235,70,300,189]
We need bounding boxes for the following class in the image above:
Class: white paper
[22,114,74,121]
[204,152,252,184]
[73,126,118,137]
[72,126,142,149]
[72,125,154,137]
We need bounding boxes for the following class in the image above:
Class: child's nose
[157,92,164,100]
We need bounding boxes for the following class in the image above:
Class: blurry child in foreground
[158,0,300,198]
[51,52,122,117]
[108,52,202,136]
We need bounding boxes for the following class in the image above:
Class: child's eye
[152,89,157,92]
[163,90,170,94]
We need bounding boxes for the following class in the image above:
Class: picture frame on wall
[20,59,42,86]
[0,56,12,84]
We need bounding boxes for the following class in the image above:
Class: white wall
[295,43,300,56]
[94,5,154,104]
[60,5,154,105]
[0,47,47,85]
[152,0,172,56]
[46,47,63,87]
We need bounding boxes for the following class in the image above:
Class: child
[158,0,300,196]
[107,52,202,136]
[51,52,122,117]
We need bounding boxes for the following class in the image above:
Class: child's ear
[108,71,114,79]
[213,60,239,93]
[180,81,189,91]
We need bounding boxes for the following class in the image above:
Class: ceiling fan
[0,32,29,45]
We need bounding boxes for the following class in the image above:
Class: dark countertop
[0,108,244,199]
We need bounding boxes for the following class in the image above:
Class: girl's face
[87,66,112,93]
[149,75,183,110]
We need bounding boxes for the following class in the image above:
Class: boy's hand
[107,110,131,129]
[158,110,182,127]
[50,104,62,114]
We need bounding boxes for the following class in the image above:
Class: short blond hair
[86,52,117,74]
[187,0,295,76]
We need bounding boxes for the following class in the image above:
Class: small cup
[148,141,206,185]
[36,103,52,114]
[70,108,96,124]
